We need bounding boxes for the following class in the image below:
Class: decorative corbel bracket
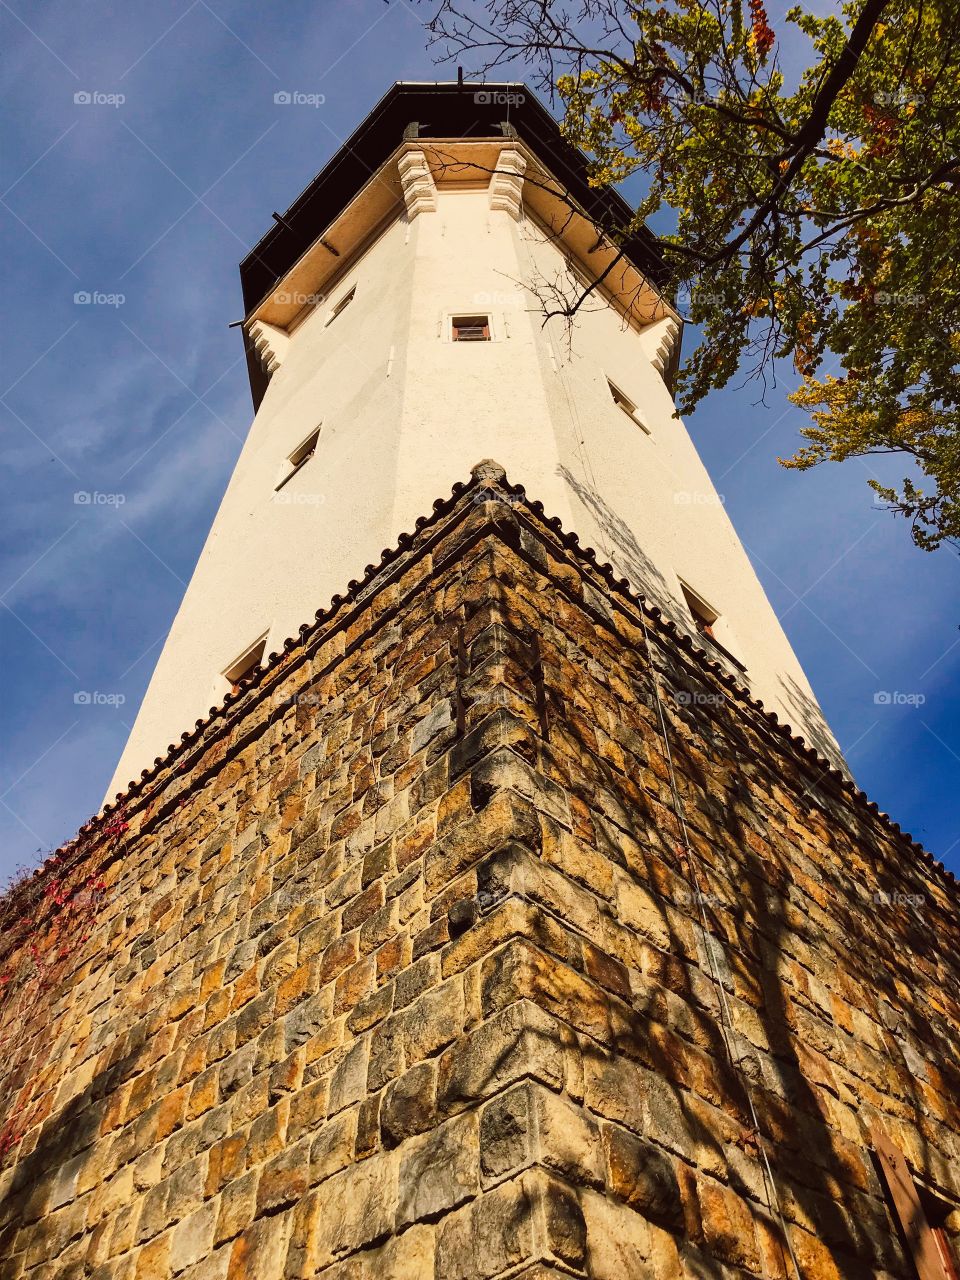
[488,147,526,220]
[248,320,290,375]
[398,149,438,219]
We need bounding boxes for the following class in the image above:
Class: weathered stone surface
[170,1201,217,1274]
[380,1060,437,1146]
[435,1172,538,1279]
[396,1112,479,1227]
[227,1213,290,1280]
[437,1001,567,1114]
[214,1170,257,1246]
[256,1141,310,1215]
[1,481,957,1280]
[311,1151,398,1267]
[581,1189,657,1280]
[601,1123,683,1229]
[479,1082,602,1190]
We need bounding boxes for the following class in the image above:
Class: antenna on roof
[457,66,464,88]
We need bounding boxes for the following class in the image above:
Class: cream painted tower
[107,81,838,800]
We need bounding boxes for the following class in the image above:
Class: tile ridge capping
[11,460,957,906]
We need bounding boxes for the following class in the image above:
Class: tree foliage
[425,0,960,549]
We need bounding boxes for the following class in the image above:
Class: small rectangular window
[680,582,719,640]
[276,427,320,490]
[325,286,355,326]
[607,378,649,434]
[452,315,490,342]
[678,582,746,672]
[223,635,267,695]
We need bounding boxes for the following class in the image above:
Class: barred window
[452,315,490,341]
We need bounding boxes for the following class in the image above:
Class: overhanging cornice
[239,81,668,318]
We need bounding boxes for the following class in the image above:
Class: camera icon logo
[74,691,91,705]
[473,91,491,105]
[74,291,91,305]
[274,91,292,105]
[74,91,92,105]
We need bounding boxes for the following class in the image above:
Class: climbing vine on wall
[0,812,126,1163]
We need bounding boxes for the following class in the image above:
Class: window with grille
[678,582,746,672]
[451,315,490,342]
[680,582,719,640]
[223,635,267,695]
[325,286,355,326]
[607,378,650,433]
[276,427,320,490]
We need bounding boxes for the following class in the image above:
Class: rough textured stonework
[1,465,958,1280]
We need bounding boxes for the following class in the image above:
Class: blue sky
[1,0,957,883]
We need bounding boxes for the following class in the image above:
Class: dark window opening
[224,636,267,695]
[607,378,649,433]
[276,427,320,490]
[679,582,746,672]
[680,582,718,639]
[325,286,355,326]
[452,315,490,341]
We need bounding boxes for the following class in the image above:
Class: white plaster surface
[107,181,839,799]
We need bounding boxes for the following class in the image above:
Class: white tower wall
[107,147,838,799]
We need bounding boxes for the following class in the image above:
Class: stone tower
[2,83,958,1280]
[108,81,838,800]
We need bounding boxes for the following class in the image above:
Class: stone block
[380,1060,437,1146]
[246,1103,288,1167]
[600,1123,683,1229]
[135,1233,172,1280]
[479,1082,602,1189]
[214,1170,257,1247]
[170,1200,216,1274]
[580,1187,662,1279]
[227,1213,291,1280]
[310,1111,358,1183]
[436,1168,585,1279]
[437,1001,567,1115]
[401,978,464,1065]
[328,1038,368,1114]
[309,1150,399,1268]
[396,1111,480,1228]
[480,939,626,1044]
[205,1134,246,1198]
[696,1176,761,1272]
[425,791,541,896]
[369,1222,435,1279]
[256,1139,311,1214]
